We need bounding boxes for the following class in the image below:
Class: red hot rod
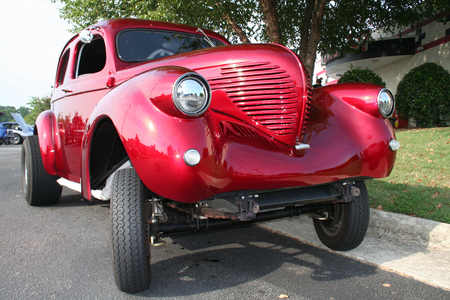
[22,19,399,293]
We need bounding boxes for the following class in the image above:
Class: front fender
[35,110,62,176]
[313,83,386,118]
[305,83,397,176]
[80,66,197,199]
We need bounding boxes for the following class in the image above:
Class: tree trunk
[299,0,315,56]
[223,12,251,44]
[259,0,282,44]
[304,0,327,76]
[299,0,328,77]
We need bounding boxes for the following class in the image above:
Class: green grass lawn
[366,127,450,223]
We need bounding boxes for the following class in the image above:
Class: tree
[0,106,17,123]
[53,0,449,76]
[395,63,450,127]
[24,96,51,124]
[0,106,30,122]
[338,67,386,86]
[17,106,31,118]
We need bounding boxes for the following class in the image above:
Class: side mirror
[80,27,100,44]
[80,28,94,44]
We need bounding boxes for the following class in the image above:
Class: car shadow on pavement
[52,188,110,208]
[54,189,384,298]
[136,226,378,298]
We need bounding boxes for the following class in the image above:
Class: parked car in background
[0,115,33,145]
[0,123,14,145]
[22,19,399,293]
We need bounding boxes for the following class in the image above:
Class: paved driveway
[1,145,448,299]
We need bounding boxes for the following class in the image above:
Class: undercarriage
[150,181,362,239]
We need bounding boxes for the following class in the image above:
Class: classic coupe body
[22,19,398,293]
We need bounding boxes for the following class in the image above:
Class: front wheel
[111,168,151,293]
[313,181,370,251]
[22,136,62,205]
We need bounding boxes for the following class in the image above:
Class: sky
[0,0,74,108]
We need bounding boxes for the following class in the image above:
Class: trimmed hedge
[395,63,450,127]
[338,67,386,86]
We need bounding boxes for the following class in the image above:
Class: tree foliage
[53,0,449,76]
[0,106,31,123]
[0,106,17,123]
[54,0,259,44]
[395,63,450,128]
[338,67,386,86]
[24,96,52,124]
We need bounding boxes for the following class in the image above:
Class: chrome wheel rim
[318,204,343,237]
[24,158,28,189]
[12,135,20,144]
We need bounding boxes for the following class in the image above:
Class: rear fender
[34,110,62,176]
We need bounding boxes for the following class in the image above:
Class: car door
[52,34,111,181]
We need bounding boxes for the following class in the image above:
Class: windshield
[117,29,226,62]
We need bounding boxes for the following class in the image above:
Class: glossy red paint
[110,43,310,147]
[35,110,59,176]
[120,85,395,202]
[322,82,386,118]
[38,19,397,203]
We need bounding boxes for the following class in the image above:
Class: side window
[56,50,70,87]
[76,37,106,77]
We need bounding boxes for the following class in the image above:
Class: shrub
[395,63,450,127]
[338,67,386,86]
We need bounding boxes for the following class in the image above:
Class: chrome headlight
[377,88,395,118]
[173,73,210,116]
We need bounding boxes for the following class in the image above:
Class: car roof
[88,18,230,45]
[58,18,230,65]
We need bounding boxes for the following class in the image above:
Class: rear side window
[76,37,106,77]
[56,50,70,87]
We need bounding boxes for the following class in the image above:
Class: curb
[260,208,450,290]
[369,209,450,252]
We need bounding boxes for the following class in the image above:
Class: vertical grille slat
[300,75,313,141]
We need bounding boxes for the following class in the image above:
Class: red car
[22,19,399,293]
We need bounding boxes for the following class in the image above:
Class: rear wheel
[111,168,151,293]
[313,181,370,251]
[22,136,62,206]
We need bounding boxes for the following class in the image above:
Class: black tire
[111,168,151,293]
[313,181,370,251]
[11,133,23,145]
[21,136,62,206]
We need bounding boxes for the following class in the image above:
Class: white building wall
[316,15,450,91]
[375,42,450,94]
[374,17,450,94]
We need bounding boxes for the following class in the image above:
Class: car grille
[208,61,301,137]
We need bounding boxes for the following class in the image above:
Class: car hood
[11,113,34,134]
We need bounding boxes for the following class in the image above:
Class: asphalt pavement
[1,144,449,299]
[262,209,450,291]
